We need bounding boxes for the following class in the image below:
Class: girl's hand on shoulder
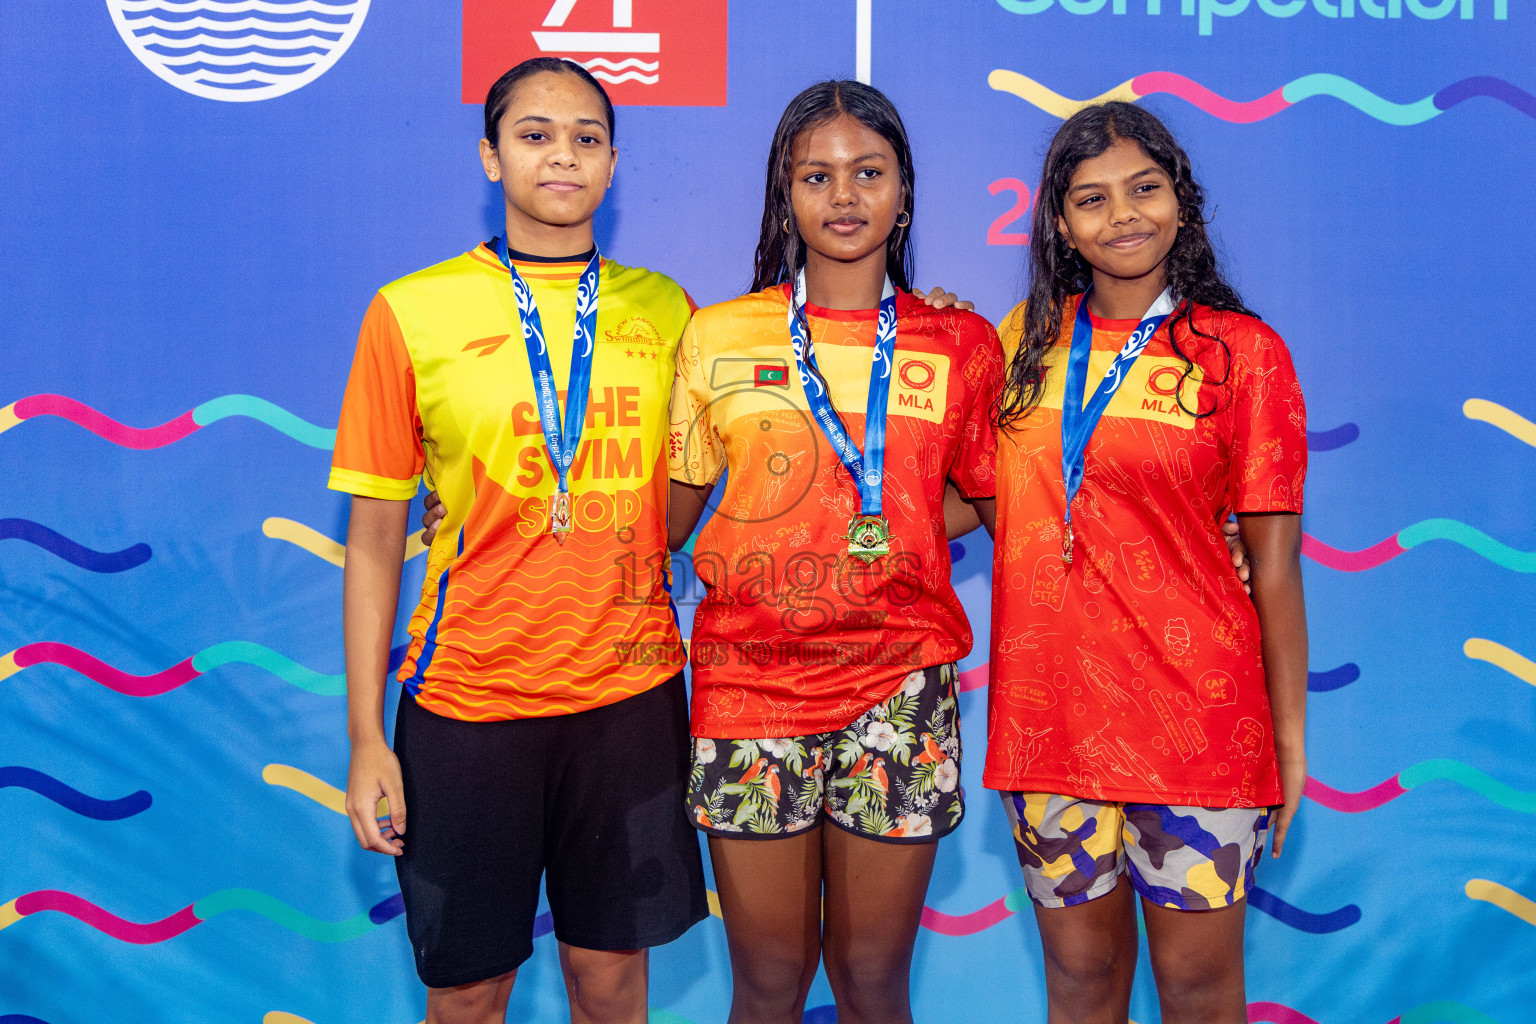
[1270,751,1307,858]
[1222,518,1252,595]
[917,286,974,312]
[345,737,406,856]
[420,490,446,546]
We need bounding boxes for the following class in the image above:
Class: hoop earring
[782,218,790,234]
[894,211,911,228]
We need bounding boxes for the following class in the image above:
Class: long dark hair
[749,80,915,295]
[995,102,1255,428]
[483,57,615,146]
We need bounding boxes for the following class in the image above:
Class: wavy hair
[995,102,1256,428]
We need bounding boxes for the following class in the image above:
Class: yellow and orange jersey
[670,284,1003,739]
[329,243,692,721]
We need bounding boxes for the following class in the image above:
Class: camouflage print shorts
[687,663,964,844]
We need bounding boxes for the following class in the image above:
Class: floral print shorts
[686,663,963,844]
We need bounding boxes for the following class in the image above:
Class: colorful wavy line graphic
[264,764,389,819]
[1464,638,1536,688]
[1306,423,1359,452]
[0,394,335,450]
[1302,521,1536,573]
[1464,399,1536,449]
[0,888,403,944]
[0,641,344,697]
[988,70,1536,126]
[957,663,1362,694]
[0,1016,52,1024]
[263,517,428,568]
[0,766,151,821]
[1305,759,1536,814]
[0,519,151,573]
[1245,887,1361,934]
[1465,879,1536,928]
[1392,1001,1504,1024]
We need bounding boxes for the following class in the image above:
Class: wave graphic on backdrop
[1305,760,1536,814]
[1463,639,1536,688]
[988,70,1536,125]
[106,0,371,103]
[263,517,428,567]
[1250,1002,1503,1024]
[0,394,335,449]
[1464,879,1536,928]
[956,663,1363,694]
[0,767,152,820]
[1301,521,1536,573]
[918,884,1355,935]
[1464,399,1536,448]
[0,887,401,944]
[0,519,151,573]
[0,641,344,696]
[1306,423,1359,451]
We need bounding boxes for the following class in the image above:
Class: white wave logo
[580,58,658,86]
[106,0,370,102]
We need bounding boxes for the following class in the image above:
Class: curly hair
[995,101,1256,429]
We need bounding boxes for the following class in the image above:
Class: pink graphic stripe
[1304,774,1407,812]
[920,896,1013,936]
[12,395,198,450]
[1247,1002,1322,1024]
[1301,533,1405,571]
[13,890,200,944]
[12,643,199,697]
[1132,72,1292,123]
[957,664,988,693]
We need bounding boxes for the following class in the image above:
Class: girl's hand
[420,490,446,547]
[917,286,974,312]
[345,737,406,856]
[1222,518,1252,595]
[1271,752,1307,858]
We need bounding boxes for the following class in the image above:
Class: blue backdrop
[2,2,1533,1022]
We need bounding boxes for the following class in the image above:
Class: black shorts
[393,674,707,988]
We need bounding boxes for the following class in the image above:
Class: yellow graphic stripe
[987,69,1138,119]
[0,898,22,932]
[262,517,427,568]
[0,651,20,683]
[1466,879,1536,927]
[707,889,722,918]
[1464,638,1536,688]
[0,403,21,436]
[1464,398,1536,449]
[263,764,386,818]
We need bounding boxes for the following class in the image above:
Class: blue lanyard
[786,270,899,517]
[1059,287,1175,557]
[494,237,602,496]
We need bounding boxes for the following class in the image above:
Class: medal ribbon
[495,236,602,499]
[1060,286,1177,540]
[786,270,899,517]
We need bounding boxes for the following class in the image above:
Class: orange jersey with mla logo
[985,297,1307,806]
[329,244,692,721]
[671,284,1003,739]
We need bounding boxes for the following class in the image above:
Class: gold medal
[847,514,891,564]
[1061,518,1073,565]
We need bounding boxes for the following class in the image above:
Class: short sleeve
[948,318,1003,499]
[328,293,425,500]
[1229,325,1307,514]
[667,317,725,486]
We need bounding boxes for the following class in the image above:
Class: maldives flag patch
[754,364,789,387]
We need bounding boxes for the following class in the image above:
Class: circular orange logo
[898,359,936,391]
[1146,365,1183,397]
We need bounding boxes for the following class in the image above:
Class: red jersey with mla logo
[329,244,692,722]
[985,297,1306,807]
[671,284,1003,739]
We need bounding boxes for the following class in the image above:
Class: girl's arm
[943,485,995,540]
[668,480,714,552]
[1237,510,1308,858]
[343,495,411,856]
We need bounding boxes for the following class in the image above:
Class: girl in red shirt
[979,103,1309,1022]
